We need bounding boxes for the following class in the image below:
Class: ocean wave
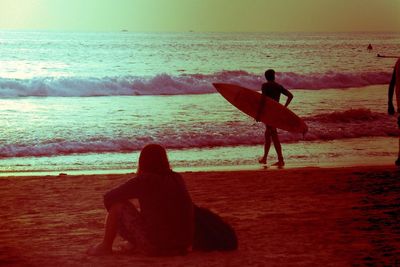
[302,108,399,141]
[0,109,398,158]
[306,108,385,123]
[0,71,392,97]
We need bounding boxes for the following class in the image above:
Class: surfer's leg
[270,128,284,166]
[259,126,272,164]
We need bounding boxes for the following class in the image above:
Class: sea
[0,30,399,176]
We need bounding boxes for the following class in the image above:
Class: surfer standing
[387,58,400,166]
[256,69,293,167]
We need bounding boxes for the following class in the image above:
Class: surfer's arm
[388,67,396,115]
[282,88,293,107]
[256,95,265,122]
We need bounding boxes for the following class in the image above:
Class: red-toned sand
[1,166,399,266]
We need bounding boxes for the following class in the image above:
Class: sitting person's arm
[103,176,143,211]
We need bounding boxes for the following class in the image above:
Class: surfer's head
[265,69,275,81]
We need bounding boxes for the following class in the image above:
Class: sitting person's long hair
[137,144,171,175]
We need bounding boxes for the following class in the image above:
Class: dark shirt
[261,81,290,102]
[104,171,194,251]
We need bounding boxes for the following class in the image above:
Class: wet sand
[0,166,399,266]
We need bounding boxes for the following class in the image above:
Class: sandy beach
[0,165,399,266]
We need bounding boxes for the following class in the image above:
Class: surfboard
[213,83,308,134]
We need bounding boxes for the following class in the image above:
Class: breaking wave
[0,108,398,158]
[0,70,392,97]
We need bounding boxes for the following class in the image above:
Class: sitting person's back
[104,170,193,255]
[88,144,194,256]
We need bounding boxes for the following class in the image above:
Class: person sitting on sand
[87,144,194,256]
[387,58,400,166]
[256,69,293,167]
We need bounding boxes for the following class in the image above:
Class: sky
[0,0,399,32]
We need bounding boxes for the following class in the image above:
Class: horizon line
[0,28,399,34]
